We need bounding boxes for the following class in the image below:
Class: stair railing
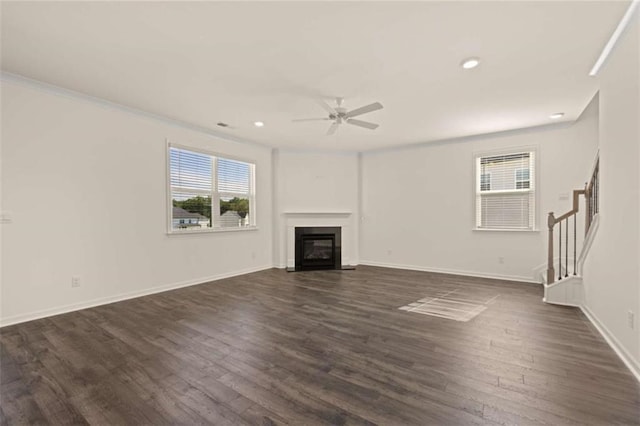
[546,156,599,285]
[585,158,599,232]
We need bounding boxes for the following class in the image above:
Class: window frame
[166,142,257,235]
[473,148,538,232]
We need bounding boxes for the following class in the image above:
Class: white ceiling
[0,1,629,152]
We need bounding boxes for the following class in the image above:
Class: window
[168,144,255,232]
[480,173,491,191]
[475,151,535,230]
[515,168,530,189]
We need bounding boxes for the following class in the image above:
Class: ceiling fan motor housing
[292,97,383,134]
[332,107,348,123]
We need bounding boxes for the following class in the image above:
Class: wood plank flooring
[1,266,639,425]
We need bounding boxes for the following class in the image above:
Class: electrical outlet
[628,311,635,329]
[498,257,505,264]
[71,276,81,288]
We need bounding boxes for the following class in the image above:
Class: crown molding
[0,71,270,150]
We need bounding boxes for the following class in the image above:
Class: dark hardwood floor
[1,266,639,425]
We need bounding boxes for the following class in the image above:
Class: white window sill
[167,226,259,236]
[473,228,539,233]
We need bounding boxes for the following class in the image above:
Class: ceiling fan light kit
[293,97,383,135]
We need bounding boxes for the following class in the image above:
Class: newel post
[546,212,556,285]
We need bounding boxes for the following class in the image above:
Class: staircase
[543,156,599,307]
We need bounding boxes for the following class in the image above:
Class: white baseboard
[580,305,640,383]
[542,298,581,308]
[0,265,273,328]
[358,260,540,284]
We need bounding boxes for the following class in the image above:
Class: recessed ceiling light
[549,113,564,119]
[461,57,480,69]
[253,121,264,127]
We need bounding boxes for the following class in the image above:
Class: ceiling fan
[293,97,383,135]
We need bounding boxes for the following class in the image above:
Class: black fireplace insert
[294,226,341,271]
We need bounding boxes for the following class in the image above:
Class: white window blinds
[218,158,251,194]
[169,145,255,232]
[475,151,535,230]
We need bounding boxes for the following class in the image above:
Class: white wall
[273,150,359,267]
[0,79,273,325]
[359,98,599,282]
[0,81,4,315]
[582,13,640,374]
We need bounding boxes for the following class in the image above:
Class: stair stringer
[543,275,584,307]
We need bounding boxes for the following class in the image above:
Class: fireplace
[295,227,341,271]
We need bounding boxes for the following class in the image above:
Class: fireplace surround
[281,211,354,271]
[294,226,341,271]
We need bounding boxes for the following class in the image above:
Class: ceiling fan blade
[346,118,379,130]
[326,122,339,135]
[344,102,383,118]
[316,99,337,115]
[292,118,330,122]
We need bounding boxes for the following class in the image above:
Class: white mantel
[281,211,355,268]
[282,211,352,217]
